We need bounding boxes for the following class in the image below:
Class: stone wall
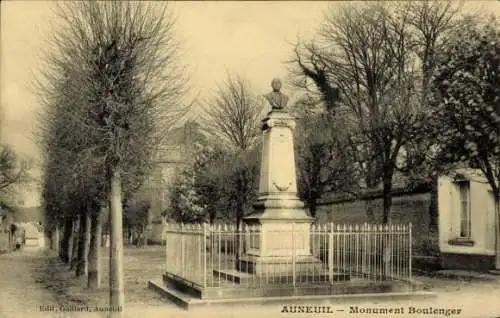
[315,193,438,257]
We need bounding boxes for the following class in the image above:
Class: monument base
[240,195,322,276]
[237,254,325,276]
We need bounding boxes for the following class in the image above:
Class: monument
[150,79,419,308]
[238,78,322,275]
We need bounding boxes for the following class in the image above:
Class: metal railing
[164,222,412,290]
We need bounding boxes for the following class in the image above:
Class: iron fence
[164,222,412,290]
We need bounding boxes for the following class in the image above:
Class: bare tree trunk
[146,207,152,246]
[495,197,500,270]
[109,169,124,316]
[54,225,60,252]
[209,213,215,224]
[44,229,52,251]
[76,213,91,277]
[70,218,80,270]
[76,213,90,277]
[382,175,393,224]
[235,210,242,271]
[101,220,108,248]
[381,172,393,279]
[365,161,378,223]
[309,200,318,218]
[88,210,103,290]
[428,174,438,231]
[60,218,73,262]
[365,200,376,223]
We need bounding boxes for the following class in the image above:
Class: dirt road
[0,248,102,318]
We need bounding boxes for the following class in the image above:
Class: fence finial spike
[355,224,359,231]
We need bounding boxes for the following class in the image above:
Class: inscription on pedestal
[271,128,294,192]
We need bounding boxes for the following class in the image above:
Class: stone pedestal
[239,110,322,275]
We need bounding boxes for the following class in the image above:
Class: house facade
[438,168,498,271]
[147,145,185,243]
[145,120,205,243]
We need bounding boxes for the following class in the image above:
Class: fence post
[329,223,333,284]
[409,223,412,281]
[292,222,296,289]
[203,223,207,287]
[181,223,185,277]
[165,223,168,274]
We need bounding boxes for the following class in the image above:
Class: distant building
[13,206,43,223]
[143,120,207,243]
[147,145,185,222]
[438,168,498,271]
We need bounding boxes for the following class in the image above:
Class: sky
[0,0,498,207]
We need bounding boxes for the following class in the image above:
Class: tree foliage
[295,111,359,217]
[0,145,31,212]
[430,17,500,199]
[167,141,260,224]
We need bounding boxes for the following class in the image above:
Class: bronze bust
[264,78,289,110]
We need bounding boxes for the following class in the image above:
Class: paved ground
[1,248,500,318]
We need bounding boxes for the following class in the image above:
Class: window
[458,181,471,238]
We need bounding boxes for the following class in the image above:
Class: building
[437,168,498,271]
[147,145,185,243]
[145,120,206,243]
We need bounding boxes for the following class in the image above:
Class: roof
[445,168,488,183]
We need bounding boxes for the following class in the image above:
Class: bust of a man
[264,78,289,110]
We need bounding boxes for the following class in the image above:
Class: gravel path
[0,248,102,318]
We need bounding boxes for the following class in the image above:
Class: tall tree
[201,73,264,151]
[37,2,190,315]
[291,3,422,224]
[0,145,31,194]
[289,1,468,224]
[430,17,500,268]
[295,110,359,218]
[395,0,468,230]
[199,72,263,226]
